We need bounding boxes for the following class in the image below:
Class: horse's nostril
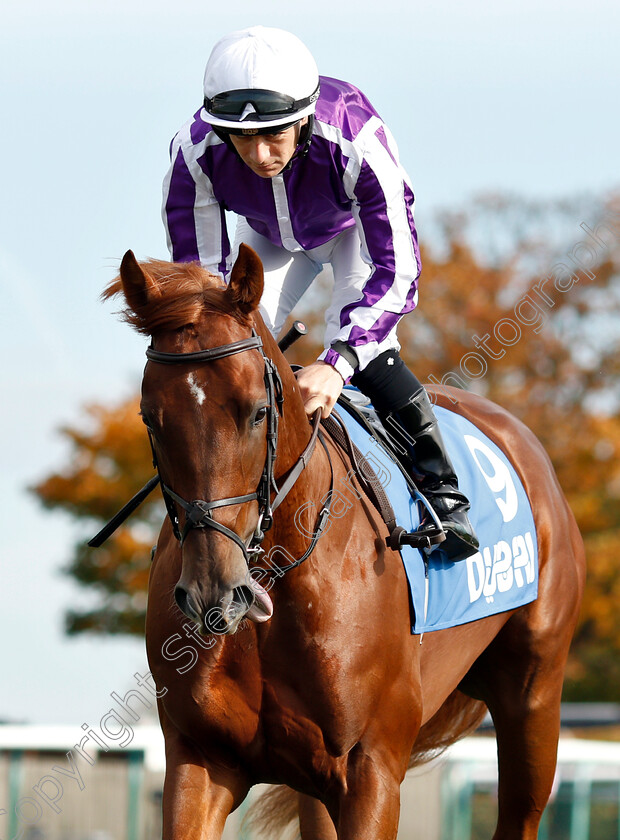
[174,585,196,619]
[233,585,256,611]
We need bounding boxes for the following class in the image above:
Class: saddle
[322,389,446,552]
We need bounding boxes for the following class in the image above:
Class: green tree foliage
[32,193,620,700]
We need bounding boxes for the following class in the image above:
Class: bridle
[144,328,333,568]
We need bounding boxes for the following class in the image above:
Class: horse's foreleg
[333,747,402,840]
[161,758,240,839]
[160,713,248,839]
[298,794,338,840]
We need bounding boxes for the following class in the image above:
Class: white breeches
[233,218,400,371]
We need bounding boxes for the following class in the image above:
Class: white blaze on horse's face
[187,373,206,407]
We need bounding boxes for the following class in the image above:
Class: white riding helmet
[203,26,320,133]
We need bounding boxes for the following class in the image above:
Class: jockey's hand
[295,362,344,419]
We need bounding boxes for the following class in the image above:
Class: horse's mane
[103,258,249,336]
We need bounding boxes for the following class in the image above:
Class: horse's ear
[119,250,162,313]
[226,244,264,314]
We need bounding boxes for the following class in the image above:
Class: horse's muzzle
[174,578,273,635]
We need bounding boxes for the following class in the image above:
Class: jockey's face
[229,119,306,178]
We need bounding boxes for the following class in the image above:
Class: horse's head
[108,245,282,635]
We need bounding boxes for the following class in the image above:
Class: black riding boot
[387,389,480,561]
[351,349,479,562]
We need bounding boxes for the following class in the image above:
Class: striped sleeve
[162,124,230,277]
[321,117,421,372]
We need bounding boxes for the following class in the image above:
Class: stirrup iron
[387,487,447,551]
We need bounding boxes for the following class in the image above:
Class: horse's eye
[252,406,268,427]
[139,409,158,434]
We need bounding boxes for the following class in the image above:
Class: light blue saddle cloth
[336,390,539,634]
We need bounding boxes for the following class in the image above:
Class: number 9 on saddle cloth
[332,386,539,635]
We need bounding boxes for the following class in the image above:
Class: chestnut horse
[105,245,585,840]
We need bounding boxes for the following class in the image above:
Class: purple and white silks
[162,76,422,379]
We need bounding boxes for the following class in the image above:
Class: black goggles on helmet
[213,121,300,137]
[204,85,320,122]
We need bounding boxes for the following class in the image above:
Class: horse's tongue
[246,579,273,623]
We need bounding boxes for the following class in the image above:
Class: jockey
[162,25,479,562]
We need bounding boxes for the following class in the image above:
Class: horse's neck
[258,322,315,469]
[255,320,336,555]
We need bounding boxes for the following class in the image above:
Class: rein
[144,328,333,566]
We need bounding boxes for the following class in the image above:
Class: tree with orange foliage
[399,193,620,700]
[32,193,620,699]
[33,398,164,635]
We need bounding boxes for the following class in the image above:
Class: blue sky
[1,0,619,725]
